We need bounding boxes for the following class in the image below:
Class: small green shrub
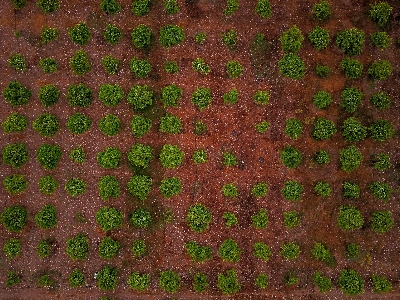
[2,142,28,169]
[341,57,363,79]
[98,175,120,201]
[3,174,28,195]
[370,2,392,27]
[195,32,207,44]
[159,270,181,293]
[11,0,27,9]
[370,91,391,109]
[35,204,57,229]
[280,146,302,168]
[38,274,55,288]
[99,237,120,259]
[281,180,303,201]
[223,152,237,167]
[131,24,152,49]
[67,113,92,134]
[186,203,212,233]
[164,60,178,73]
[218,269,241,295]
[255,0,272,18]
[161,84,182,107]
[340,145,363,172]
[308,26,330,50]
[314,150,330,165]
[104,24,121,46]
[160,114,182,134]
[1,205,27,232]
[284,272,299,286]
[314,182,331,198]
[69,146,85,164]
[193,149,208,164]
[371,210,393,234]
[69,269,85,287]
[38,84,60,108]
[164,0,179,14]
[132,0,150,16]
[194,121,207,135]
[127,85,153,111]
[336,28,365,56]
[97,265,118,291]
[255,273,268,289]
[160,25,185,48]
[313,271,332,293]
[312,0,331,21]
[285,118,302,139]
[192,58,210,75]
[97,147,121,169]
[253,242,271,261]
[185,241,212,263]
[223,89,238,105]
[254,90,270,105]
[67,83,92,107]
[338,205,363,230]
[278,53,305,79]
[160,177,182,198]
[372,274,392,293]
[68,23,90,46]
[283,211,300,228]
[98,114,120,136]
[127,175,152,201]
[3,238,21,259]
[70,50,91,75]
[131,115,152,137]
[252,209,268,229]
[343,182,360,198]
[40,26,58,44]
[280,242,300,260]
[191,87,212,110]
[313,90,331,109]
[101,0,121,15]
[219,238,241,262]
[37,0,59,13]
[38,175,58,195]
[222,183,238,197]
[132,240,146,258]
[371,31,392,50]
[342,117,367,142]
[159,144,184,168]
[255,120,270,133]
[315,64,330,77]
[280,25,304,53]
[370,181,392,201]
[223,212,238,227]
[312,117,336,140]
[130,208,152,228]
[369,119,395,141]
[37,239,51,258]
[341,87,363,113]
[102,55,120,75]
[346,243,359,259]
[66,234,89,260]
[65,178,86,197]
[226,60,243,78]
[339,269,364,296]
[3,80,32,106]
[8,53,26,71]
[128,144,153,169]
[221,29,237,50]
[224,0,238,16]
[373,153,391,171]
[96,206,123,232]
[368,60,393,80]
[1,113,27,133]
[33,113,59,137]
[128,272,150,291]
[251,182,268,197]
[312,242,334,264]
[193,272,208,292]
[130,57,152,78]
[39,57,57,73]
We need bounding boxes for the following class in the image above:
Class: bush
[281,180,303,201]
[371,210,393,234]
[280,25,304,53]
[11,0,27,9]
[3,80,31,106]
[218,269,240,295]
[164,60,178,73]
[191,87,212,110]
[368,60,392,80]
[38,84,60,108]
[3,175,28,195]
[127,85,153,111]
[2,143,28,169]
[37,0,59,13]
[98,114,120,136]
[372,274,392,293]
[251,182,268,197]
[132,0,150,16]
[316,64,330,77]
[370,91,391,109]
[283,211,300,228]
[341,87,363,113]
[67,83,92,107]
[1,113,27,133]
[70,146,85,164]
[127,175,152,201]
[102,55,120,75]
[280,242,300,260]
[221,29,237,50]
[160,114,182,134]
[193,149,208,164]
[222,183,238,197]
[130,25,152,51]
[373,153,391,171]
[33,113,59,137]
[312,0,331,21]
[285,118,302,139]
[313,271,332,293]
[254,90,270,105]
[101,0,121,15]
[6,271,21,287]
[223,152,237,167]
[40,26,58,44]
[66,234,89,260]
[223,89,239,105]
[98,176,120,201]
[70,50,91,75]
[130,57,152,78]
[219,239,241,262]
[39,57,57,73]
[224,0,238,16]
[314,182,331,198]
[164,0,179,14]
[1,205,27,232]
[130,208,152,228]
[369,119,395,141]
[99,237,120,259]
[312,117,337,140]
[159,270,181,293]
[280,146,301,168]
[340,145,363,172]
[252,209,268,229]
[371,31,392,50]
[186,203,212,233]
[38,175,58,194]
[255,273,268,289]
[127,144,153,169]
[97,84,123,107]
[343,181,360,198]
[8,53,26,71]
[342,117,367,142]
[308,26,330,50]
[68,23,90,45]
[66,113,92,135]
[128,272,150,291]
[185,241,212,263]
[278,53,305,79]
[341,57,363,79]
[370,181,392,201]
[312,90,331,109]
[132,240,146,258]
[346,243,359,259]
[255,120,270,133]
[312,242,334,264]
[69,269,85,287]
[161,84,182,108]
[160,25,185,48]
[284,272,299,286]
[104,24,121,46]
[253,242,271,261]
[339,269,364,296]
[65,178,86,197]
[195,32,207,44]
[38,274,55,288]
[192,58,210,75]
[96,206,123,232]
[37,239,51,258]
[223,212,238,227]
[35,204,57,229]
[370,2,392,27]
[314,150,330,165]
[159,144,184,168]
[336,28,365,56]
[160,177,182,198]
[194,121,207,135]
[193,272,208,292]
[97,147,121,169]
[226,60,243,78]
[97,265,118,291]
[131,115,152,137]
[338,205,363,230]
[3,238,21,259]
[255,0,271,18]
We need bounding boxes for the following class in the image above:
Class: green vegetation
[371,31,392,50]
[99,237,120,259]
[312,118,336,140]
[373,153,391,171]
[341,117,367,142]
[312,242,334,264]
[33,113,59,137]
[223,152,237,167]
[38,175,58,195]
[221,29,237,50]
[278,54,305,79]
[372,274,392,293]
[185,241,212,263]
[283,211,300,228]
[127,175,152,201]
[161,84,182,107]
[132,240,146,258]
[3,174,28,195]
[127,85,153,111]
[192,58,210,75]
[67,113,92,134]
[218,238,241,262]
[37,0,60,13]
[70,146,85,164]
[370,1,392,27]
[252,209,269,229]
[339,269,364,296]
[313,90,331,109]
[315,64,330,77]
[66,234,89,260]
[3,238,21,259]
[340,145,363,172]
[127,143,153,169]
[284,272,299,286]
[8,53,26,71]
[226,60,243,78]
[370,181,392,201]
[3,80,32,106]
[67,83,92,107]
[1,113,28,133]
[346,243,360,260]
[38,84,60,108]
[164,60,179,73]
[132,0,150,16]
[193,272,208,292]
[130,57,152,78]
[98,175,120,201]
[40,26,58,44]
[39,57,57,73]
[37,239,51,258]
[101,0,121,15]
[131,24,152,49]
[314,150,330,165]
[218,269,241,295]
[308,26,330,50]
[371,210,393,234]
[341,57,363,79]
[10,0,27,9]
[130,208,152,228]
[194,121,207,135]
[222,183,238,197]
[160,114,182,134]
[98,84,123,107]
[312,0,331,21]
[159,270,181,293]
[2,142,28,169]
[69,269,85,287]
[255,120,270,133]
[314,181,331,198]
[159,144,184,168]
[370,91,391,109]
[280,25,304,53]
[313,271,332,293]
[98,114,120,136]
[128,272,150,291]
[35,204,57,229]
[1,205,27,232]
[253,242,271,261]
[280,145,302,168]
[341,87,363,113]
[131,115,152,138]
[281,180,303,201]
[102,55,120,74]
[224,0,238,16]
[68,23,91,46]
[369,119,395,141]
[251,182,268,197]
[285,118,302,139]
[255,0,272,18]
[38,274,55,288]
[223,212,238,227]
[96,206,123,231]
[6,271,21,287]
[255,273,268,289]
[343,182,360,199]
[97,265,118,291]
[65,178,86,197]
[223,89,238,104]
[337,205,364,231]
[160,25,185,48]
[165,0,179,14]
[97,147,121,169]
[336,28,365,56]
[186,203,212,233]
[254,90,270,105]
[191,87,212,110]
[160,177,182,198]
[280,242,300,260]
[195,32,207,44]
[193,149,208,164]
[368,60,393,80]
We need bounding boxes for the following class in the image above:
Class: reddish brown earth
[0,0,400,299]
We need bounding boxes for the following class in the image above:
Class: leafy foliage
[37,239,51,258]
[316,64,330,77]
[285,118,302,139]
[314,150,330,165]
[127,85,153,111]
[35,204,57,229]
[312,0,331,21]
[160,25,185,48]
[192,58,210,75]
[67,113,92,134]
[195,32,207,44]
[3,174,28,195]
[132,0,150,16]
[67,83,92,107]
[98,175,120,201]
[104,24,121,45]
[371,31,392,50]
[280,242,300,260]
[98,114,121,136]
[127,175,152,201]
[370,91,391,109]
[97,265,118,291]
[186,203,212,233]
[68,23,91,46]
[40,26,58,44]
[191,87,212,110]
[131,115,152,138]
[313,271,332,293]
[280,25,304,53]
[128,144,153,169]
[97,147,121,169]
[185,241,212,263]
[101,0,121,15]
[339,269,364,296]
[160,177,182,198]
[193,272,208,292]
[312,242,334,264]
[224,0,238,16]
[131,24,152,50]
[69,146,85,164]
[253,242,271,261]
[336,28,365,56]
[278,54,305,79]
[283,211,300,228]
[128,272,150,291]
[222,183,238,197]
[223,89,238,105]
[3,80,32,106]
[373,153,391,171]
[159,270,181,293]
[3,238,21,259]
[254,120,270,133]
[252,209,269,229]
[313,90,331,109]
[251,182,268,197]
[221,29,237,50]
[99,237,120,259]
[341,87,363,113]
[255,273,268,289]
[312,117,336,140]
[38,84,60,108]
[280,145,302,168]
[193,149,208,164]
[281,180,303,201]
[226,60,243,78]
[164,60,178,73]
[38,274,55,288]
[2,142,28,169]
[194,121,207,135]
[372,274,392,293]
[10,0,27,9]
[340,145,363,172]
[96,206,123,232]
[130,57,152,78]
[161,84,182,107]
[346,243,360,259]
[69,269,85,287]
[160,114,182,134]
[130,208,152,228]
[255,0,272,18]
[33,113,59,137]
[369,119,395,141]
[70,50,91,75]
[6,271,21,287]
[308,26,330,50]
[8,53,26,71]
[343,181,360,198]
[368,60,392,80]
[370,2,392,27]
[1,113,28,133]
[254,90,270,105]
[223,212,238,227]
[65,178,86,197]
[223,152,237,167]
[39,57,57,73]
[38,175,58,195]
[102,55,120,75]
[341,57,363,79]
[159,144,184,168]
[218,269,241,295]
[1,205,27,232]
[338,205,364,230]
[342,117,367,142]
[370,181,392,201]
[132,240,146,258]
[66,234,89,260]
[371,210,393,234]
[218,238,241,262]
[314,182,331,198]
[37,0,59,13]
